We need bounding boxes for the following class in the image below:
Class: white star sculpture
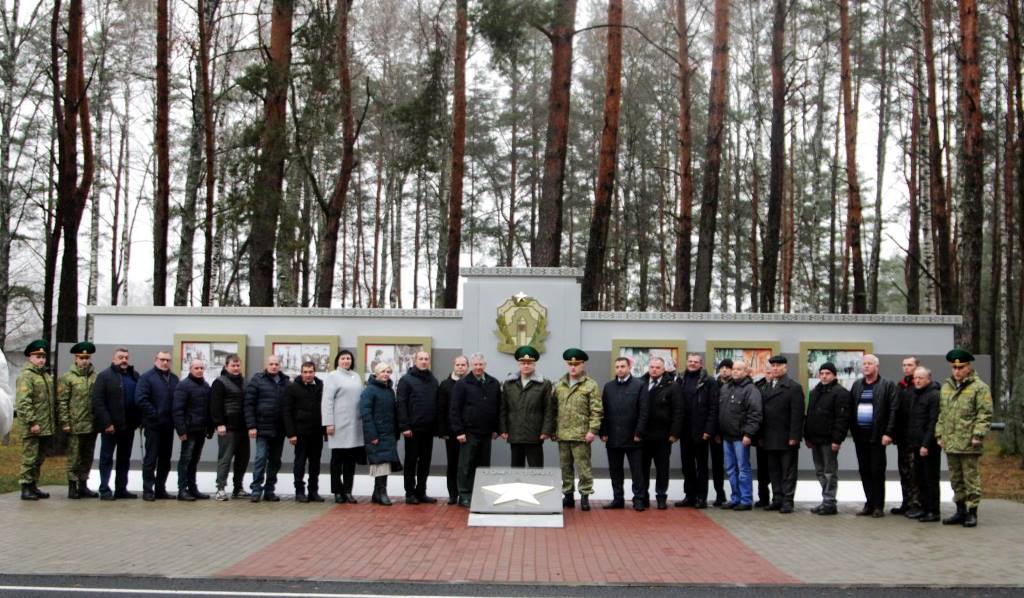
[481,482,554,506]
[513,291,529,301]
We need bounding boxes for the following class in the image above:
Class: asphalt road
[0,575,1018,598]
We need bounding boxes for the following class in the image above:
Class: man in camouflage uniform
[16,339,54,501]
[935,348,992,528]
[58,341,99,499]
[552,348,602,511]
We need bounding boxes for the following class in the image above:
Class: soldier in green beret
[935,349,992,528]
[500,346,555,468]
[16,339,54,501]
[552,348,602,511]
[58,342,99,499]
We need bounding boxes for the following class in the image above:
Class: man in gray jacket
[718,360,762,511]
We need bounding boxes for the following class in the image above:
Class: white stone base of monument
[467,467,564,528]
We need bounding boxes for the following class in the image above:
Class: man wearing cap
[676,353,719,509]
[500,346,554,468]
[58,341,99,499]
[552,348,602,511]
[849,354,899,517]
[92,347,141,500]
[935,349,992,527]
[804,362,851,515]
[599,356,649,510]
[16,340,54,501]
[757,355,804,513]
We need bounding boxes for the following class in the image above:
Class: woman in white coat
[321,349,365,503]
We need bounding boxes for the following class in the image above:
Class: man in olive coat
[757,355,804,513]
[16,340,54,501]
[58,341,99,499]
[552,348,602,511]
[599,356,649,511]
[500,345,554,468]
[935,349,992,527]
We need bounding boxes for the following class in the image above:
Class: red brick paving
[218,501,798,585]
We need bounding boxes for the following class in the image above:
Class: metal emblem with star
[493,293,549,355]
[481,482,555,506]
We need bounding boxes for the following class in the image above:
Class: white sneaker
[214,490,230,501]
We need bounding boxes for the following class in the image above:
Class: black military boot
[21,484,38,501]
[31,484,50,499]
[78,481,99,498]
[943,501,966,525]
[580,496,591,511]
[963,507,978,528]
[68,481,81,499]
[562,493,575,508]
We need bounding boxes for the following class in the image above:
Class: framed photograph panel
[704,340,781,382]
[799,341,874,394]
[610,339,687,378]
[264,335,339,380]
[357,336,432,383]
[173,333,247,385]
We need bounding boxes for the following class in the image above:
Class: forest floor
[0,426,67,494]
[981,431,1024,503]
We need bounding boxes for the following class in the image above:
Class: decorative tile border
[459,266,583,278]
[581,311,963,325]
[88,305,463,318]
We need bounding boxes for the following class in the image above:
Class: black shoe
[766,503,782,511]
[904,510,924,519]
[818,506,838,516]
[734,504,752,511]
[68,481,80,499]
[78,482,99,498]
[447,496,458,505]
[177,490,196,501]
[417,495,438,504]
[335,494,345,504]
[963,507,978,527]
[890,504,909,515]
[250,493,262,503]
[232,488,251,498]
[154,489,173,500]
[656,497,667,510]
[189,489,210,500]
[871,508,885,518]
[604,498,625,509]
[20,484,38,501]
[674,497,695,508]
[562,494,575,508]
[296,492,309,503]
[632,499,646,512]
[754,500,768,508]
[377,492,392,506]
[263,491,281,502]
[695,498,708,509]
[344,493,357,504]
[856,505,873,517]
[307,492,324,503]
[918,512,940,522]
[580,496,590,511]
[100,490,114,501]
[719,502,736,510]
[713,496,725,507]
[405,494,420,505]
[810,504,823,514]
[943,502,966,525]
[114,490,137,500]
[31,485,50,499]
[143,491,156,502]
[779,505,793,514]
[457,497,471,508]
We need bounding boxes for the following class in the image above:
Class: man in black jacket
[172,360,212,501]
[91,348,141,500]
[906,366,941,522]
[450,353,501,508]
[850,354,899,517]
[136,350,179,501]
[718,359,762,510]
[710,359,732,506]
[599,357,649,511]
[676,354,719,509]
[892,356,922,515]
[758,355,804,514]
[245,355,290,502]
[804,362,851,515]
[640,357,683,510]
[397,351,440,504]
[436,355,469,504]
[210,354,249,501]
[284,362,324,503]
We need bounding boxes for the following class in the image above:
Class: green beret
[562,348,589,365]
[24,339,49,357]
[945,348,974,365]
[70,341,96,356]
[514,346,540,362]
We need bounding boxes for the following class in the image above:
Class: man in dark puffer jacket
[804,362,851,515]
[284,362,324,503]
[245,355,290,502]
[397,351,440,504]
[210,354,248,500]
[173,360,212,501]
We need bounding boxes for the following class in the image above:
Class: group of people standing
[13,338,992,527]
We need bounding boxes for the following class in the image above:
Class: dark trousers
[680,436,709,500]
[330,447,360,494]
[896,442,921,508]
[293,433,323,492]
[457,433,492,500]
[709,439,725,500]
[755,446,771,504]
[403,428,433,496]
[763,447,798,508]
[99,427,135,493]
[607,446,643,500]
[641,439,672,500]
[445,437,461,500]
[913,444,942,514]
[142,425,174,492]
[510,443,544,467]
[853,428,887,509]
[215,429,250,491]
[176,435,205,492]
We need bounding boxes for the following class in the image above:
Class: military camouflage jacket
[58,364,97,434]
[552,374,602,442]
[935,372,992,455]
[16,364,55,437]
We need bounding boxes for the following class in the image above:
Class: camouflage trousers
[558,441,593,496]
[896,443,921,509]
[947,453,982,509]
[19,435,49,485]
[66,433,97,482]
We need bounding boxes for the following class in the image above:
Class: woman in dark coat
[359,361,400,506]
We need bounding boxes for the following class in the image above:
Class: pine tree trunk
[760,0,787,313]
[867,0,890,313]
[957,0,983,351]
[174,68,204,306]
[153,0,170,306]
[906,53,922,315]
[199,0,218,306]
[443,0,467,308]
[672,0,694,311]
[838,0,866,314]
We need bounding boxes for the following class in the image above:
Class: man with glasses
[136,350,179,501]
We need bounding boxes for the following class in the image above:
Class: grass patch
[980,431,1024,503]
[0,425,68,494]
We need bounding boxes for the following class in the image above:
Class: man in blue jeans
[716,359,762,511]
[244,355,290,502]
